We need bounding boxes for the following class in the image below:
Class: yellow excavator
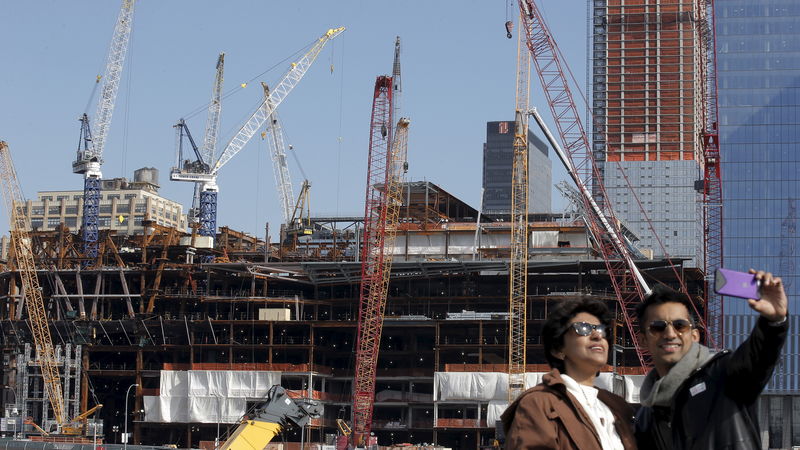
[220,386,321,450]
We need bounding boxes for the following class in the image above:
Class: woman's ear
[551,348,564,361]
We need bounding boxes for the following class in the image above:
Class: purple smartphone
[714,268,761,299]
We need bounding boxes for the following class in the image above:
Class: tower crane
[515,0,713,367]
[170,27,345,243]
[507,23,531,402]
[0,142,101,435]
[73,0,136,262]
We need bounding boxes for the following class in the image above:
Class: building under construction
[0,181,704,449]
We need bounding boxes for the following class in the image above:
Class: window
[106,194,120,200]
[99,205,112,214]
[124,193,137,199]
[134,216,144,226]
[56,195,69,201]
[40,195,53,201]
[31,207,44,215]
[65,217,77,228]
[65,206,78,215]
[135,202,146,213]
[98,217,110,227]
[30,218,43,229]
[73,195,82,201]
[116,204,130,214]
[47,218,60,227]
[48,206,60,215]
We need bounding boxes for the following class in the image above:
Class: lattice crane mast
[179,53,225,226]
[0,141,66,427]
[507,21,531,403]
[1,142,102,436]
[516,0,659,366]
[698,0,724,350]
[351,82,412,445]
[73,0,136,262]
[260,83,296,227]
[170,27,344,241]
[516,0,715,365]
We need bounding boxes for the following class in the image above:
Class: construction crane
[351,101,410,446]
[73,0,136,262]
[259,82,296,229]
[507,21,531,402]
[0,142,101,435]
[516,0,713,366]
[171,27,345,242]
[190,53,226,226]
[698,0,724,350]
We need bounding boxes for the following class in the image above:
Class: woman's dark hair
[542,298,613,372]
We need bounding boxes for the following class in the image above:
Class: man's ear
[691,328,700,342]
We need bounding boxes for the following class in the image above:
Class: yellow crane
[0,142,101,435]
[507,14,531,402]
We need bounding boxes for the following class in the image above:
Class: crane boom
[0,142,67,426]
[261,83,295,225]
[517,0,713,366]
[73,0,136,262]
[201,53,225,169]
[211,27,345,175]
[508,21,530,402]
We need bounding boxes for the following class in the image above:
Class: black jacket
[635,316,788,450]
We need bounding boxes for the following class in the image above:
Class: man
[635,270,788,449]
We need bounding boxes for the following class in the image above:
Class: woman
[500,298,636,449]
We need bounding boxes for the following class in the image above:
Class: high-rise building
[717,1,800,447]
[592,0,704,265]
[482,121,552,215]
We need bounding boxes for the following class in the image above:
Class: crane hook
[505,21,514,39]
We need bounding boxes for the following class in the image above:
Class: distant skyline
[0,1,588,239]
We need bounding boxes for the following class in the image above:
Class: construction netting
[143,370,281,423]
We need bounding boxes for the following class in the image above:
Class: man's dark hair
[542,298,612,372]
[635,284,698,333]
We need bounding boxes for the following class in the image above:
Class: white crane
[73,0,136,261]
[170,27,345,242]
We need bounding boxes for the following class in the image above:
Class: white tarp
[144,370,281,423]
[531,231,559,248]
[487,401,508,425]
[435,372,644,403]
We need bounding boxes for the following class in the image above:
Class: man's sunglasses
[647,319,693,335]
[570,322,607,338]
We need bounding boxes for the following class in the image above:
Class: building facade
[24,168,186,235]
[716,0,800,447]
[482,121,552,215]
[592,0,704,265]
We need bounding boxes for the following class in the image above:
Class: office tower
[482,121,552,215]
[717,1,800,447]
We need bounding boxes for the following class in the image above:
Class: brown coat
[500,370,637,450]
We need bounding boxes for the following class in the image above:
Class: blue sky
[0,1,589,239]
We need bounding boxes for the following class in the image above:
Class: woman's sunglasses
[647,319,693,335]
[570,322,607,338]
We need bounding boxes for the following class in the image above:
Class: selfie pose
[635,270,788,449]
[501,298,636,449]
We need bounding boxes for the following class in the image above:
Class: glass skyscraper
[717,0,800,446]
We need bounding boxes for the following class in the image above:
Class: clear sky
[0,1,590,239]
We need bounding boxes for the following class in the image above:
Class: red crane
[516,0,715,366]
[352,75,393,445]
[698,0,724,350]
